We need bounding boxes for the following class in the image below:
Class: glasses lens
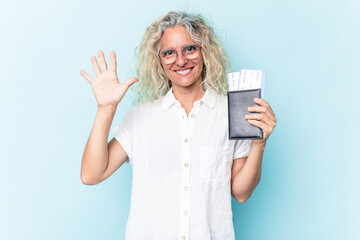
[163,56,176,64]
[183,45,200,60]
[160,49,174,58]
[160,49,176,64]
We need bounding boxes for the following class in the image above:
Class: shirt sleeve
[110,108,134,165]
[233,139,252,160]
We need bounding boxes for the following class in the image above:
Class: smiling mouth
[174,67,193,76]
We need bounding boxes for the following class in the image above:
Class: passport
[228,89,263,139]
[227,69,265,139]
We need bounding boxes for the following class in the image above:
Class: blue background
[1,0,359,239]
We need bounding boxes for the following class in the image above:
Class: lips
[174,67,193,76]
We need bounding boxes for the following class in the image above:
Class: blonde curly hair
[133,11,231,104]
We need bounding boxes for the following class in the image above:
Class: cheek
[196,62,204,74]
[161,63,172,76]
[196,57,204,71]
[164,67,173,77]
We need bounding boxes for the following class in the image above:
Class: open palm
[79,50,138,109]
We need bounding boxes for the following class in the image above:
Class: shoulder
[213,92,228,114]
[206,85,227,104]
[216,93,227,104]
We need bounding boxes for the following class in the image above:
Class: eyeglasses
[158,44,201,64]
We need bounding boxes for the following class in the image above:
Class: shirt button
[191,114,195,118]
[182,116,184,119]
[184,138,188,143]
[183,210,188,215]
[181,236,186,240]
[184,186,188,191]
[200,101,203,105]
[184,163,189,167]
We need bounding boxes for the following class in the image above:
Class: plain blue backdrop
[1,0,359,239]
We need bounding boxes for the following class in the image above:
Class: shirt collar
[161,87,178,111]
[161,84,217,111]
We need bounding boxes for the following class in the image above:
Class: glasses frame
[158,44,201,64]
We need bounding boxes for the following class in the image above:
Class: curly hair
[133,11,231,104]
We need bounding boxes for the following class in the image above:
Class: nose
[175,50,187,67]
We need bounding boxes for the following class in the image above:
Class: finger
[91,56,101,76]
[123,77,139,89]
[248,105,267,113]
[245,113,275,127]
[97,50,108,72]
[109,50,117,73]
[248,119,274,135]
[254,98,269,108]
[248,104,276,121]
[254,98,275,116]
[79,70,94,84]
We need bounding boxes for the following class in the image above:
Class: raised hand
[79,50,138,110]
[246,98,277,146]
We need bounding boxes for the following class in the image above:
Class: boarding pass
[227,69,265,98]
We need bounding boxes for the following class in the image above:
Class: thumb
[123,77,139,89]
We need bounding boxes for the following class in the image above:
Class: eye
[183,45,197,52]
[162,49,175,57]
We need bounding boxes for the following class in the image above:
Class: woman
[80,11,276,240]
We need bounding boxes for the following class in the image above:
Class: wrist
[251,139,266,152]
[97,104,118,113]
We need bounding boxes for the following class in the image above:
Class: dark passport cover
[227,89,263,139]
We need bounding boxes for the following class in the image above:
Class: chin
[171,77,200,88]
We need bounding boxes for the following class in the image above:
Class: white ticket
[227,69,265,97]
[228,71,241,91]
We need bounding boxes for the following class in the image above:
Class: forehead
[160,25,194,49]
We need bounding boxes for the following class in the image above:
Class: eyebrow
[160,43,196,52]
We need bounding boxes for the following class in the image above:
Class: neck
[172,81,205,116]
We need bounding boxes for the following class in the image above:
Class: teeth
[176,69,191,74]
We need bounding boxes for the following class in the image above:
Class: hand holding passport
[227,69,266,140]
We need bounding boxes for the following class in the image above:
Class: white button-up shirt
[111,86,252,240]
